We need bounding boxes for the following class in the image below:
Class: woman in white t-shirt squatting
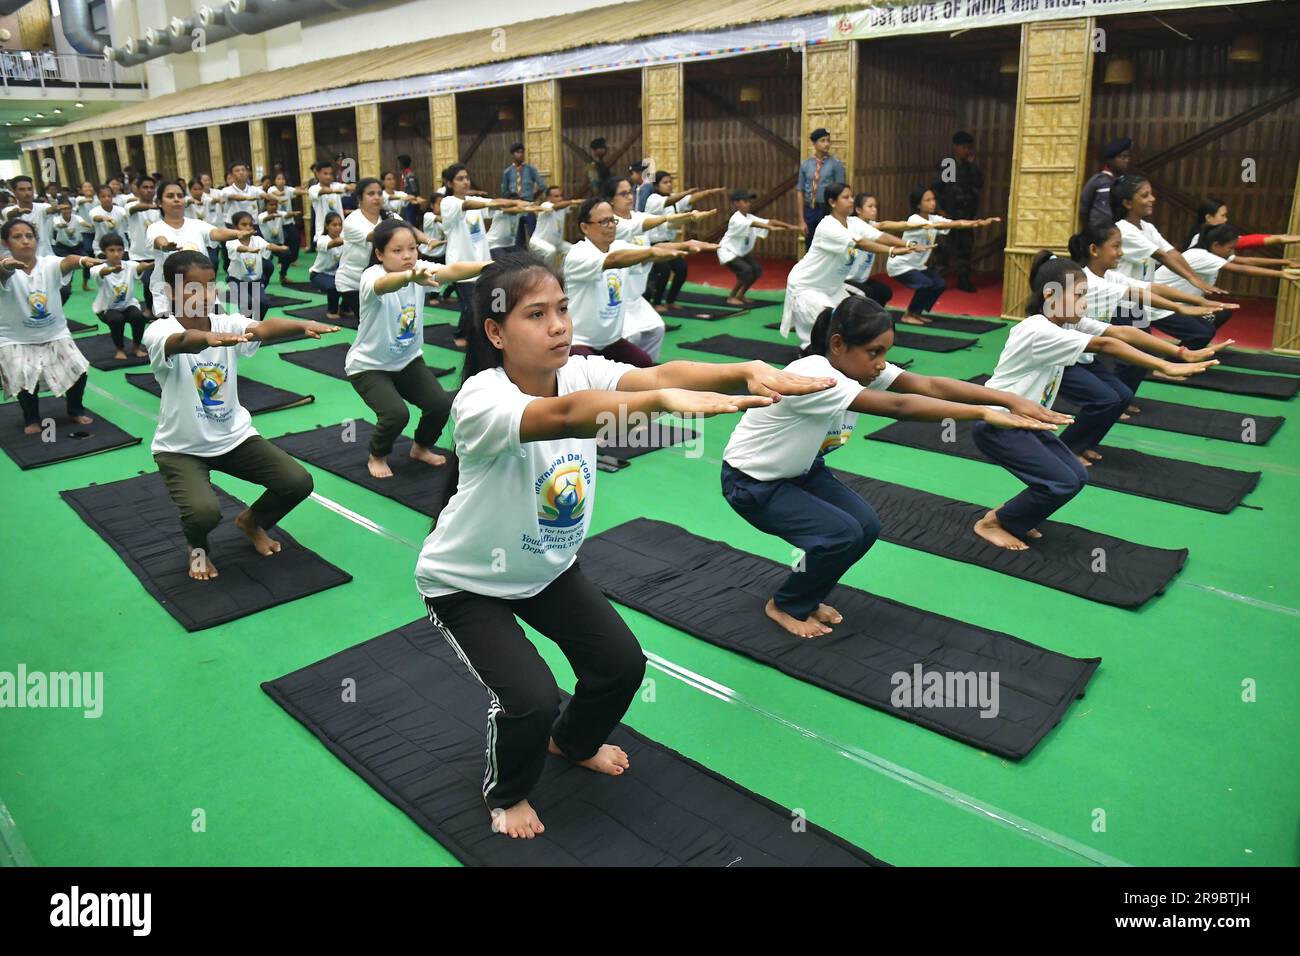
[348,219,489,480]
[973,253,1216,551]
[415,248,837,838]
[781,182,920,349]
[91,234,149,361]
[886,185,1000,326]
[143,250,340,581]
[147,181,252,317]
[845,192,926,307]
[1151,222,1298,353]
[723,296,1068,638]
[0,219,103,433]
[605,176,716,363]
[717,187,798,306]
[563,196,700,368]
[1065,219,1234,450]
[309,212,346,319]
[440,163,527,346]
[1108,174,1229,397]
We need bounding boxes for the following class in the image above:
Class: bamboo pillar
[524,80,562,198]
[249,118,269,181]
[1001,18,1096,321]
[296,113,317,236]
[208,126,226,181]
[643,64,683,185]
[174,131,193,182]
[114,135,131,174]
[429,93,458,182]
[355,103,381,180]
[142,134,159,178]
[1272,160,1300,354]
[91,140,107,184]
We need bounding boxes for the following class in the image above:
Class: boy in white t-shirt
[716,187,797,305]
[90,233,148,360]
[142,250,339,582]
[307,160,354,239]
[225,210,288,320]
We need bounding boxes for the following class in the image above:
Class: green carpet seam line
[1177,583,1300,618]
[643,650,1131,868]
[0,798,36,866]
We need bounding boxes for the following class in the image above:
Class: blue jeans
[721,458,880,620]
[894,266,946,316]
[971,423,1087,538]
[309,270,339,313]
[1058,361,1133,454]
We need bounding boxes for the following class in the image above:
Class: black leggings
[647,258,687,306]
[846,277,893,307]
[423,561,647,812]
[101,306,147,350]
[17,372,88,426]
[339,288,360,319]
[454,280,476,339]
[724,253,763,286]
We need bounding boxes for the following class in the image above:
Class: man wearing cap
[796,128,846,245]
[501,143,545,244]
[1080,137,1133,227]
[630,161,654,213]
[932,130,983,293]
[586,138,612,198]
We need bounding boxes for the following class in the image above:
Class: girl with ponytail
[1057,222,1232,457]
[1183,198,1300,253]
[419,248,834,840]
[723,295,1070,638]
[972,250,1217,550]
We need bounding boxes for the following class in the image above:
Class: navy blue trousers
[894,266,946,316]
[971,423,1088,539]
[1151,309,1227,351]
[721,458,880,620]
[1057,361,1134,454]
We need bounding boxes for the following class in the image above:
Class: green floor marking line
[643,651,1131,868]
[0,799,36,867]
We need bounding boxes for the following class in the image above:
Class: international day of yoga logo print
[395,304,418,349]
[820,421,854,456]
[191,359,232,421]
[536,459,588,529]
[25,289,51,328]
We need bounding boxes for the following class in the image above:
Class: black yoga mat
[272,422,457,519]
[968,373,1284,445]
[278,279,318,293]
[885,309,1005,334]
[1214,349,1300,376]
[423,323,466,352]
[263,617,884,867]
[1153,367,1300,400]
[581,519,1099,759]
[596,416,700,462]
[277,344,453,382]
[675,289,750,308]
[830,469,1187,608]
[67,319,96,334]
[61,471,351,632]
[0,403,141,469]
[259,292,309,310]
[664,303,746,320]
[76,332,150,370]
[125,372,314,415]
[283,304,336,323]
[683,334,798,365]
[867,419,1260,513]
[763,321,975,353]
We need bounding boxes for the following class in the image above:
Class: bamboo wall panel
[79,142,99,184]
[249,118,269,180]
[90,141,107,184]
[312,110,359,183]
[430,94,459,182]
[1090,35,1300,299]
[856,44,1018,275]
[685,58,803,259]
[561,76,640,202]
[154,134,179,183]
[525,80,562,194]
[173,131,193,182]
[142,135,159,179]
[1272,161,1300,352]
[380,101,434,200]
[805,41,857,187]
[457,91,525,195]
[644,64,684,185]
[355,104,382,180]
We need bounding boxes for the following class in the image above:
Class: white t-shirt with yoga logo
[0,256,69,346]
[345,264,426,376]
[308,183,347,236]
[225,235,272,281]
[415,355,636,599]
[564,238,635,350]
[440,196,492,281]
[91,261,141,313]
[724,353,904,482]
[143,312,261,456]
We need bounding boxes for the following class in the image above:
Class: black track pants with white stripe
[423,561,647,812]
